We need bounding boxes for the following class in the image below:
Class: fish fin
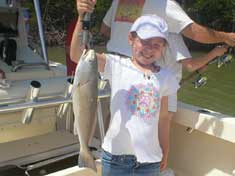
[78,151,97,172]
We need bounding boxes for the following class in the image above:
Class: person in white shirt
[70,12,227,175]
[74,0,231,115]
[72,0,229,172]
[76,0,235,47]
[74,0,232,98]
[71,13,180,176]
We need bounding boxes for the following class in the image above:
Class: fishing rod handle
[82,13,91,45]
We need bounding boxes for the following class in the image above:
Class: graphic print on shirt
[115,0,145,23]
[126,83,160,119]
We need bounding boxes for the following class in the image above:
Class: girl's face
[129,33,166,66]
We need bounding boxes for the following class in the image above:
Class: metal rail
[0,89,110,114]
[33,0,49,66]
[0,93,64,106]
[0,97,72,113]
[12,62,50,72]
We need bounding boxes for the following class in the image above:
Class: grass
[48,47,235,116]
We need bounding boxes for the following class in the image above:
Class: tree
[186,0,235,32]
[25,0,235,46]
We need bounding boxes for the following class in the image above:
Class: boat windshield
[0,8,18,37]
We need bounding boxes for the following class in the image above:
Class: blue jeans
[101,150,160,176]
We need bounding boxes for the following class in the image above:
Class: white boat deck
[0,131,79,167]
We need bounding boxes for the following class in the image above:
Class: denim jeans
[101,150,160,176]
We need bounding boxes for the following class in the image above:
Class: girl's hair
[130,31,138,38]
[161,48,167,65]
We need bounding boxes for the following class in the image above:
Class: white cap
[130,15,168,40]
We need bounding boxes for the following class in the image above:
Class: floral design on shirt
[126,83,159,119]
[115,0,145,23]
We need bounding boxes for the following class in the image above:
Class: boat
[45,101,235,176]
[0,0,80,173]
[0,1,234,176]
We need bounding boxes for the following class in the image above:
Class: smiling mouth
[141,52,153,60]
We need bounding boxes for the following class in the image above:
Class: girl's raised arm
[70,15,106,72]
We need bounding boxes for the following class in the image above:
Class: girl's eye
[153,44,160,48]
[140,40,148,45]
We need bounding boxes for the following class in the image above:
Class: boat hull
[44,102,235,176]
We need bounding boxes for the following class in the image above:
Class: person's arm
[100,22,111,41]
[70,0,96,63]
[165,0,235,46]
[180,45,228,72]
[181,23,235,46]
[158,96,170,172]
[70,14,106,71]
[70,17,85,63]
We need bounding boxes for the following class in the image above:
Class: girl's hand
[76,0,96,17]
[160,154,168,172]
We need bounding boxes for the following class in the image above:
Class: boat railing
[0,78,111,139]
[0,84,111,107]
[0,87,110,114]
[0,93,72,114]
[11,62,50,72]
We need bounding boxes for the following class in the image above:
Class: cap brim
[137,29,167,40]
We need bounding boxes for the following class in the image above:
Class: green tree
[186,0,235,31]
[25,0,235,45]
[25,0,111,33]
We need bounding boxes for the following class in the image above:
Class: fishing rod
[82,12,91,47]
[181,1,235,88]
[180,46,234,88]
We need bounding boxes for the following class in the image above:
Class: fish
[72,49,98,171]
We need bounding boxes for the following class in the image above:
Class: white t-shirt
[102,54,179,163]
[103,0,192,81]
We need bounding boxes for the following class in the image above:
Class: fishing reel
[193,72,207,88]
[217,47,234,68]
[193,46,234,88]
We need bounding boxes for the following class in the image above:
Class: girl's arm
[158,96,171,172]
[70,16,106,72]
[70,16,85,63]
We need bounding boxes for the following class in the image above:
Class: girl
[71,14,179,176]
